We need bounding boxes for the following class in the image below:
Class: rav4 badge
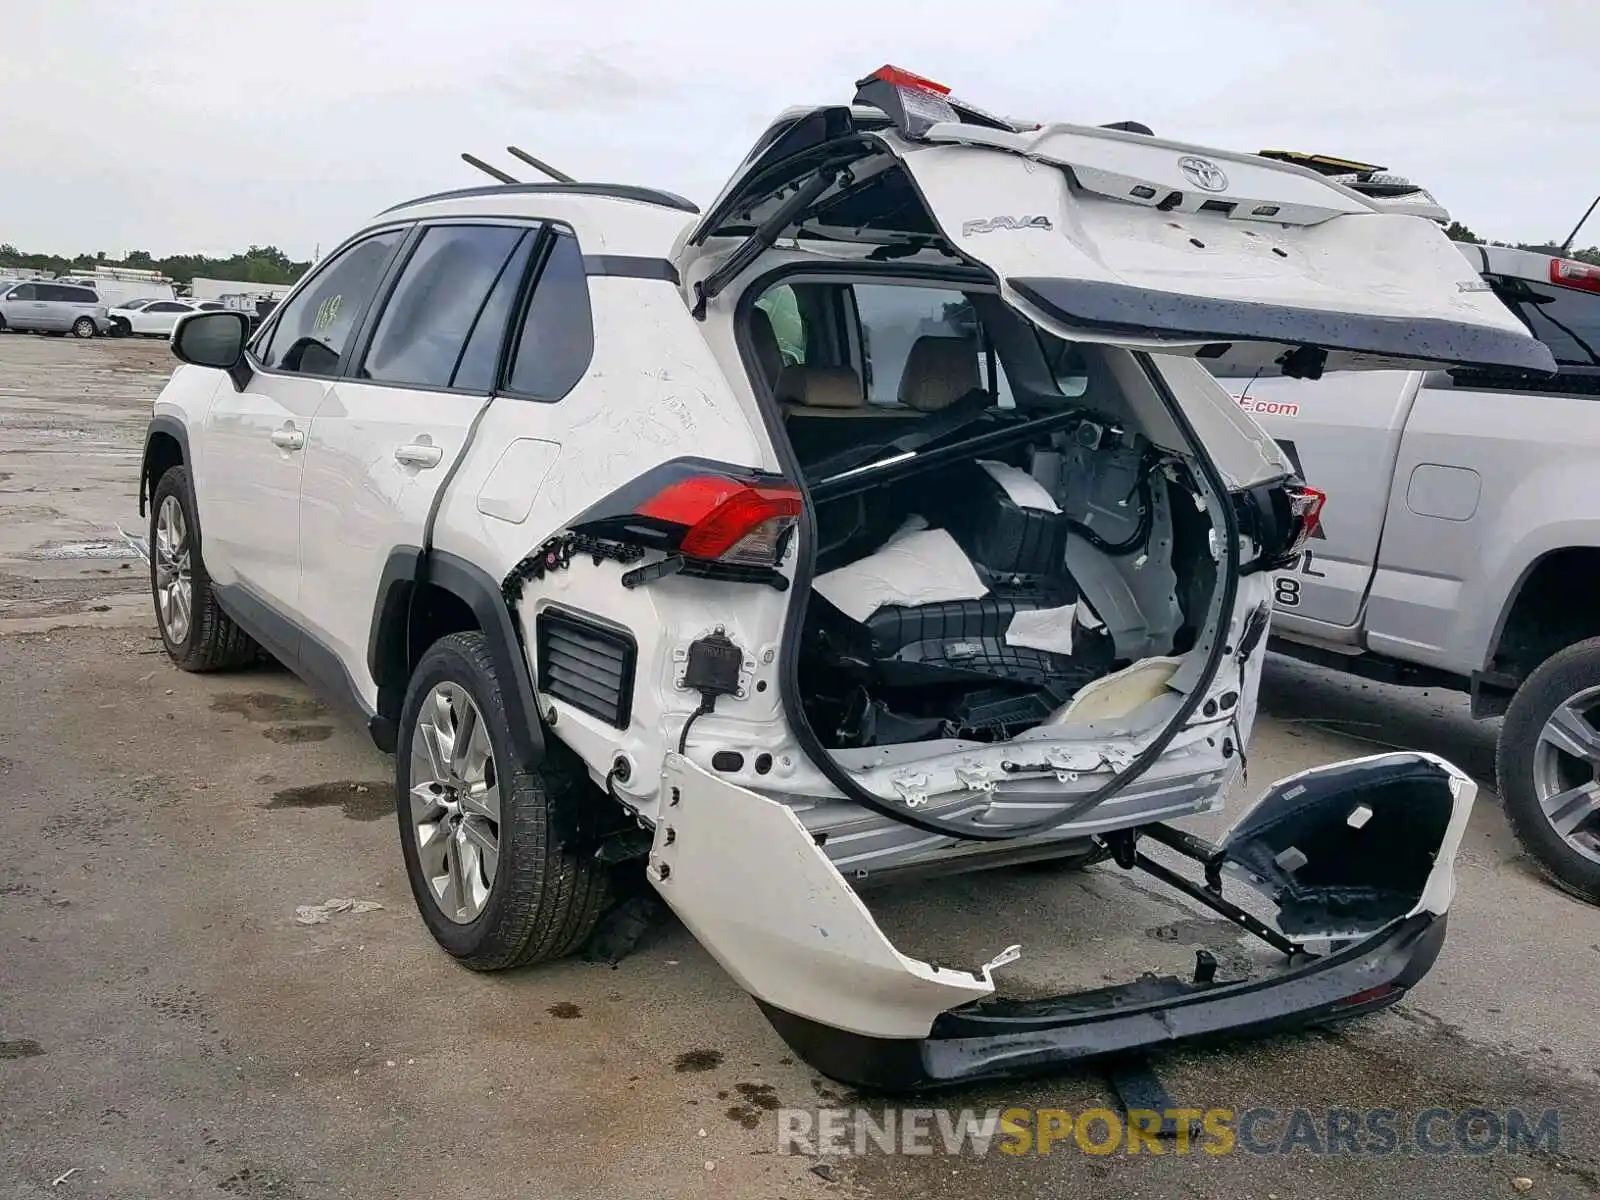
[961,215,1053,236]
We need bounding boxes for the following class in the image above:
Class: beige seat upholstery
[775,364,866,413]
[749,307,784,389]
[897,336,983,412]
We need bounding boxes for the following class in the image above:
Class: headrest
[775,365,863,409]
[897,335,982,412]
[749,307,783,386]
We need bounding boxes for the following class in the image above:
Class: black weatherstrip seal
[730,258,1243,843]
[583,255,679,284]
[1008,277,1559,376]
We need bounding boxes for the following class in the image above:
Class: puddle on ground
[674,1049,724,1073]
[0,1039,44,1059]
[213,692,326,723]
[263,781,391,822]
[547,1002,582,1019]
[262,725,334,745]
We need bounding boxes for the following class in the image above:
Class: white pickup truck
[1222,227,1600,904]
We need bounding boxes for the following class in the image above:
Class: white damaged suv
[139,67,1550,1089]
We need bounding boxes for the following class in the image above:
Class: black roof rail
[381,182,701,216]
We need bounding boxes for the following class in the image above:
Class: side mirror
[171,310,252,389]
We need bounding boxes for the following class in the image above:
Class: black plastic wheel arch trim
[139,415,193,518]
[1008,277,1559,377]
[730,258,1243,842]
[368,546,547,773]
[755,912,1445,1093]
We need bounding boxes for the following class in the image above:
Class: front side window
[121,298,153,310]
[359,224,530,390]
[504,229,593,401]
[257,228,405,376]
[7,283,37,301]
[148,301,186,313]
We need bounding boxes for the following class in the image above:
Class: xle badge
[962,215,1053,236]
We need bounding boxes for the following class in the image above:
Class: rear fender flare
[368,547,547,773]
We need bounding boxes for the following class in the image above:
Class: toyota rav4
[137,67,1549,1089]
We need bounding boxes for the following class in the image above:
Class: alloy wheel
[153,495,192,645]
[1531,685,1600,867]
[409,683,501,923]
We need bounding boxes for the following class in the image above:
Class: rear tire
[72,317,96,339]
[398,632,610,970]
[148,465,259,671]
[1498,638,1600,904]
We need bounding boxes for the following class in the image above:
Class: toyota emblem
[1178,156,1229,193]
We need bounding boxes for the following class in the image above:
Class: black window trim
[497,221,597,405]
[244,220,415,381]
[341,217,546,400]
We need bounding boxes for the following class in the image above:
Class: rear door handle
[270,427,305,451]
[394,443,444,469]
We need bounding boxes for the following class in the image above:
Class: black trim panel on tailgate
[1008,277,1559,376]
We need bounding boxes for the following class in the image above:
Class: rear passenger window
[359,224,530,390]
[851,284,1014,409]
[451,232,537,392]
[1491,275,1600,370]
[505,230,593,401]
[258,229,405,376]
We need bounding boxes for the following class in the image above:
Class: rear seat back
[898,335,982,412]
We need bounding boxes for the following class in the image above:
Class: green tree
[1445,221,1481,244]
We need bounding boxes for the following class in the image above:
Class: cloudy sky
[3,1,1594,259]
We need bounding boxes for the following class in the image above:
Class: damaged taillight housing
[567,458,803,573]
[638,475,802,566]
[1238,479,1325,573]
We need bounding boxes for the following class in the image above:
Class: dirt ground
[3,336,1599,1199]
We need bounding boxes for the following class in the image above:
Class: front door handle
[394,443,444,469]
[270,426,305,451]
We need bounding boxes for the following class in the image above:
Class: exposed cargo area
[747,278,1221,753]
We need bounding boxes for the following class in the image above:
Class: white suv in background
[136,67,1543,1089]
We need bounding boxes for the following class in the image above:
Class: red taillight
[862,65,951,96]
[1551,257,1600,294]
[1289,485,1325,538]
[1283,484,1325,559]
[637,475,802,565]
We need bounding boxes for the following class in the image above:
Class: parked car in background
[0,280,111,337]
[1213,218,1600,904]
[109,297,228,338]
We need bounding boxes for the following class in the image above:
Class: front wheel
[397,632,610,970]
[72,317,96,339]
[148,466,259,671]
[1497,638,1600,904]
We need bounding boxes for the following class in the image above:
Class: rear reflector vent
[535,607,637,729]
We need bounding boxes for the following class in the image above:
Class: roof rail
[382,181,700,216]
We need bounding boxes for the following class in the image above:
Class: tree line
[0,244,311,287]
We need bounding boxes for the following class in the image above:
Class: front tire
[72,317,96,339]
[398,632,610,970]
[1498,637,1600,904]
[148,466,259,671]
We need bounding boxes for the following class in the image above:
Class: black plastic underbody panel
[755,912,1445,1093]
[1008,277,1558,376]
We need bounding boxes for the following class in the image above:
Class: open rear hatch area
[555,65,1551,1087]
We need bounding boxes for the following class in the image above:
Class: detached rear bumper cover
[650,751,1474,1091]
